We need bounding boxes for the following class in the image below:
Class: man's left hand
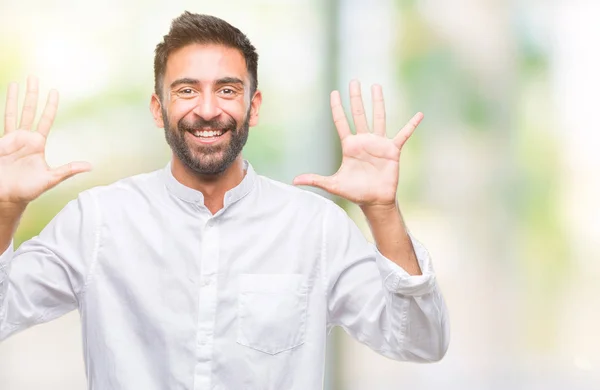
[293,80,423,208]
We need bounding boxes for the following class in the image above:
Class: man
[0,11,448,390]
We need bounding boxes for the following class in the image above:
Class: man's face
[152,43,261,175]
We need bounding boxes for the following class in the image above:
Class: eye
[219,88,238,97]
[175,88,197,98]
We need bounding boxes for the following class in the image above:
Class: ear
[248,90,262,127]
[150,93,165,128]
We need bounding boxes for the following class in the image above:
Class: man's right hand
[1,76,92,210]
[0,76,92,253]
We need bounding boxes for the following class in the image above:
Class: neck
[171,155,246,214]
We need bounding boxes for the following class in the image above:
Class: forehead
[164,43,248,85]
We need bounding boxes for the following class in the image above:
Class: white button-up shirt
[0,161,449,389]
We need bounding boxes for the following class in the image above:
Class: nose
[192,92,223,121]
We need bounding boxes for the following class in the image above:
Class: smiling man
[0,11,449,390]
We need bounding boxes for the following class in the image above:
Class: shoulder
[79,168,165,211]
[255,174,338,214]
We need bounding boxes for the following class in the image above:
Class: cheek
[223,101,249,121]
[166,103,193,126]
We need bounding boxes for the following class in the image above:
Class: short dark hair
[153,12,259,99]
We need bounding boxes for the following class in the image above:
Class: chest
[94,206,324,298]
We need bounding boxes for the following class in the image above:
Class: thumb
[293,173,335,192]
[47,161,93,190]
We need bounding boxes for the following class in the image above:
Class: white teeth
[192,130,224,138]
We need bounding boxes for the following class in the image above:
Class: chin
[188,156,232,176]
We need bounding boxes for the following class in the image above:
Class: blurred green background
[1,0,599,389]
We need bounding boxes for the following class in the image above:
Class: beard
[163,108,250,175]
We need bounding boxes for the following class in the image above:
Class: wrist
[360,201,399,220]
[0,201,28,223]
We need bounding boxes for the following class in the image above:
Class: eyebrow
[215,77,244,87]
[169,77,245,89]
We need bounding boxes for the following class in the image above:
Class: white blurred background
[1,0,599,389]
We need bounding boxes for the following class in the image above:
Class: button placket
[193,218,220,390]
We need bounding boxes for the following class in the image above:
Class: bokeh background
[1,0,599,389]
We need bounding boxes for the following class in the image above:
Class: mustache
[178,117,238,132]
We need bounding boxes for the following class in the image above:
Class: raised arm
[294,80,449,361]
[0,77,96,342]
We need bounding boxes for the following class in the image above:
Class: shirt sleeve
[324,201,450,362]
[0,190,100,342]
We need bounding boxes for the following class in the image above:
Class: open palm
[293,80,423,206]
[0,77,91,206]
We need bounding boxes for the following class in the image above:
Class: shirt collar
[163,160,256,207]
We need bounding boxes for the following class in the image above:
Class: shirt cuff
[375,233,437,296]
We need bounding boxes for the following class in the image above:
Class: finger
[4,82,19,134]
[19,76,39,130]
[371,84,386,136]
[293,173,336,193]
[37,89,59,137]
[393,112,424,149]
[349,79,369,133]
[47,161,93,190]
[330,90,351,141]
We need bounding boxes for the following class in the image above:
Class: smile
[189,129,227,139]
